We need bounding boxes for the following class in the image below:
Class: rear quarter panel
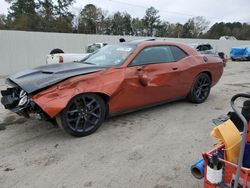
[171,54,223,96]
[204,55,224,86]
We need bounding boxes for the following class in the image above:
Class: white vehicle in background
[86,43,107,53]
[46,52,90,64]
[46,43,107,64]
[219,36,237,40]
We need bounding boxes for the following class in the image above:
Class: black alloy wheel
[188,73,211,103]
[56,93,106,137]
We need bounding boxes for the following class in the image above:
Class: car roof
[125,38,156,45]
[125,39,186,47]
[123,40,198,55]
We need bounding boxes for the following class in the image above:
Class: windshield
[86,44,101,53]
[81,44,136,66]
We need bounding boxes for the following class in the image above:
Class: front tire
[56,93,106,137]
[188,73,211,103]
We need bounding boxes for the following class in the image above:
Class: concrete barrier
[0,30,249,75]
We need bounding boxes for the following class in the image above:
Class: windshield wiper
[81,61,96,65]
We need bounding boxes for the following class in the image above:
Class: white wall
[0,30,250,75]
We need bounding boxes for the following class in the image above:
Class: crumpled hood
[8,62,106,93]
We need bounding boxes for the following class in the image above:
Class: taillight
[59,56,63,63]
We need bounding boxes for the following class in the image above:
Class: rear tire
[56,93,106,137]
[188,73,211,103]
[50,48,64,54]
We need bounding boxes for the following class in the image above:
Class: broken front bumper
[1,86,48,120]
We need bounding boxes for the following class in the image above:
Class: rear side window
[170,46,187,61]
[130,46,175,66]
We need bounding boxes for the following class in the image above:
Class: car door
[109,45,189,112]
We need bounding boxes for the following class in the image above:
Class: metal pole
[230,93,250,188]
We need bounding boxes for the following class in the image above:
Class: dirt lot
[0,61,250,188]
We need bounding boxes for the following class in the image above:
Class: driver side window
[130,46,175,66]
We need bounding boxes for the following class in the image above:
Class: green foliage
[184,16,210,38]
[38,0,55,32]
[38,0,75,32]
[111,12,123,35]
[155,21,169,37]
[142,6,160,36]
[4,0,74,32]
[131,18,145,36]
[123,13,133,35]
[78,4,103,34]
[1,2,250,40]
[0,14,7,29]
[6,0,40,31]
[110,11,133,35]
[206,22,250,40]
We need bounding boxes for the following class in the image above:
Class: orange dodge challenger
[1,40,224,136]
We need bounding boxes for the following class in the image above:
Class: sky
[0,0,250,25]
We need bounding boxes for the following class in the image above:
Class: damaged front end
[1,81,48,120]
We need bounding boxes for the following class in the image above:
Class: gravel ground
[0,61,250,188]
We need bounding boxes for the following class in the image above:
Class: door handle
[172,67,178,70]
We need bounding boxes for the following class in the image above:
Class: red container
[202,144,250,188]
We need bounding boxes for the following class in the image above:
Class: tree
[131,18,145,36]
[111,11,124,35]
[205,22,250,40]
[54,0,74,17]
[143,6,160,36]
[192,16,210,37]
[38,0,55,31]
[38,0,75,32]
[155,21,169,37]
[182,16,209,38]
[205,22,224,39]
[174,23,184,38]
[5,0,40,31]
[157,22,184,38]
[53,13,74,33]
[102,16,112,35]
[123,12,133,35]
[240,23,250,40]
[0,14,6,29]
[96,9,108,34]
[181,22,193,38]
[3,1,250,40]
[110,11,133,35]
[78,4,103,34]
[5,0,74,32]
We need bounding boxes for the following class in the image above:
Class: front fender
[32,68,125,118]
